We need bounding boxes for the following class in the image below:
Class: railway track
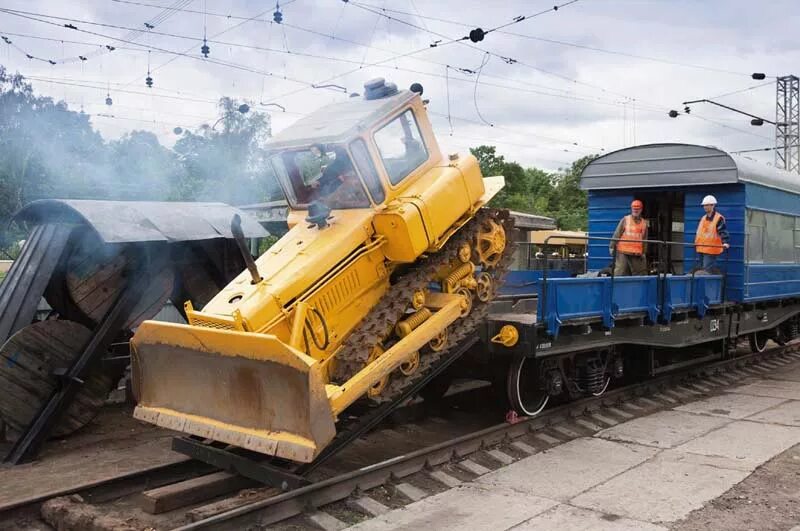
[3,340,799,531]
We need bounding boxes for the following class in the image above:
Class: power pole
[775,75,800,173]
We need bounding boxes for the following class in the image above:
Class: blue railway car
[483,144,800,416]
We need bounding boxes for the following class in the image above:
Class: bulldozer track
[333,208,518,405]
[376,211,517,403]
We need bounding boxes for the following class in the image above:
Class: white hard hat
[701,195,717,206]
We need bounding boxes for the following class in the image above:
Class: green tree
[550,155,597,230]
[106,130,186,200]
[172,97,279,204]
[469,144,598,229]
[470,145,506,177]
[0,66,105,221]
[470,145,537,213]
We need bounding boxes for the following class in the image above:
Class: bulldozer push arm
[131,79,509,464]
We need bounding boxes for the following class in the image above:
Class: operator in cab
[695,195,730,272]
[610,199,648,276]
[311,145,355,196]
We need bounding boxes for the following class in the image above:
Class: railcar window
[746,210,765,263]
[512,243,530,269]
[765,212,795,263]
[796,218,800,263]
[374,109,428,185]
[748,209,798,264]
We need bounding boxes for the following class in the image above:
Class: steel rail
[179,341,800,530]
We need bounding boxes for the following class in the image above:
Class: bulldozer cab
[267,79,442,215]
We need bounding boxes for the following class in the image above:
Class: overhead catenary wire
[348,0,769,78]
[19,70,599,154]
[69,100,218,121]
[339,1,778,143]
[24,75,304,115]
[0,7,348,95]
[251,0,591,105]
[705,80,775,100]
[1,3,650,108]
[730,146,776,154]
[348,0,578,51]
[40,98,212,129]
[348,0,647,102]
[442,137,583,168]
[428,111,604,151]
[110,0,767,79]
[472,53,493,127]
[88,0,779,146]
[121,6,274,87]
[689,113,774,141]
[444,65,453,135]
[0,0,192,66]
[0,7,287,89]
[3,1,776,161]
[0,26,659,113]
[0,31,172,56]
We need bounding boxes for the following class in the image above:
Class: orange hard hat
[631,200,643,209]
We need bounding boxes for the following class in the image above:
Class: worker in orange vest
[609,199,648,276]
[695,195,730,271]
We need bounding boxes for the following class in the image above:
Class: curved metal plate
[14,199,268,244]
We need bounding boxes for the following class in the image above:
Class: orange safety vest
[695,212,724,255]
[617,215,645,255]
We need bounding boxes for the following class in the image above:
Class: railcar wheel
[749,331,769,353]
[507,356,549,416]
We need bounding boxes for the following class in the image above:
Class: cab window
[374,109,428,185]
[349,139,385,204]
[269,144,370,209]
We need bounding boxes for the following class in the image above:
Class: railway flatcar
[484,143,800,415]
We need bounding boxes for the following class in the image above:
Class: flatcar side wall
[743,183,800,302]
[683,184,746,302]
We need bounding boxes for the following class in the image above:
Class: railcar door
[636,191,685,274]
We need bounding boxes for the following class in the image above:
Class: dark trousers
[614,253,647,276]
[698,253,720,271]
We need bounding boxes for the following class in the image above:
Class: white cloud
[1,0,797,171]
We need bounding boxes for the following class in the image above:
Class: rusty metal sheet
[15,200,268,244]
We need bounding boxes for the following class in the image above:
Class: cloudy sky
[0,0,797,171]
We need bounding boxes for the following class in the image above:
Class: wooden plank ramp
[141,471,257,514]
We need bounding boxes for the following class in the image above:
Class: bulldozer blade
[131,321,336,463]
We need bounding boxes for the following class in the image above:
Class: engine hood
[201,208,377,331]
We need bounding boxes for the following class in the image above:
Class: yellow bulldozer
[131,78,513,464]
